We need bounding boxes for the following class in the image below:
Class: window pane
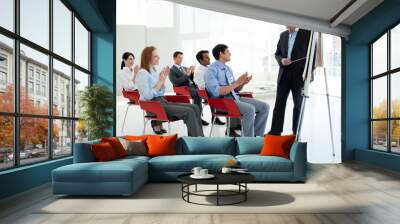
[0,116,13,170]
[194,8,211,33]
[391,120,400,153]
[75,120,88,143]
[391,24,400,70]
[53,119,72,157]
[0,35,14,112]
[74,69,89,118]
[53,0,72,60]
[179,5,193,34]
[372,33,387,76]
[146,0,173,28]
[20,0,49,49]
[372,121,388,151]
[75,18,89,69]
[53,59,72,117]
[20,117,49,165]
[0,0,14,31]
[20,44,49,115]
[391,72,400,118]
[372,77,387,119]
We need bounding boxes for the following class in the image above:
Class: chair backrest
[237,92,253,98]
[198,89,209,100]
[163,95,191,104]
[139,100,169,121]
[122,89,140,104]
[208,98,241,117]
[173,86,191,99]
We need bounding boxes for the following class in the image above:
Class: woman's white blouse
[119,67,136,90]
[136,68,165,100]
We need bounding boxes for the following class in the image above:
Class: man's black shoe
[214,117,225,125]
[202,119,209,126]
[233,124,242,130]
[225,128,240,137]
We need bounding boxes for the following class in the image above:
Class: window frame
[0,0,91,171]
[370,20,400,154]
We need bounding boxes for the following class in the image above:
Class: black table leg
[217,184,219,206]
[195,184,198,192]
[187,184,190,202]
[245,183,247,201]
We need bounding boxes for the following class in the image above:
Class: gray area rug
[38,183,362,214]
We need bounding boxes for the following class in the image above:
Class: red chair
[164,95,191,104]
[121,89,144,134]
[197,89,210,115]
[139,95,191,134]
[207,97,243,137]
[198,89,208,101]
[237,92,253,98]
[173,86,192,99]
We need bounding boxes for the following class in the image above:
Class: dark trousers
[270,68,304,135]
[150,97,204,137]
[188,86,202,112]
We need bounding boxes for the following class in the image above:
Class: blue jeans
[235,97,269,137]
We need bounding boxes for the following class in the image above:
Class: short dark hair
[212,44,228,60]
[173,51,183,58]
[195,50,209,63]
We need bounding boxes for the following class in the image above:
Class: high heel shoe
[151,126,164,135]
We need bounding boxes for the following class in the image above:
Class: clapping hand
[133,65,140,75]
[236,73,248,86]
[244,74,252,84]
[187,65,195,75]
[159,66,170,83]
[281,58,292,66]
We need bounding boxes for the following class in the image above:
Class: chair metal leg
[226,117,230,136]
[209,116,216,137]
[240,119,244,137]
[142,110,146,126]
[121,104,130,135]
[142,119,148,135]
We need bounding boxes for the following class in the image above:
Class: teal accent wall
[91,0,116,135]
[0,158,72,199]
[0,0,116,200]
[343,0,400,171]
[91,32,115,136]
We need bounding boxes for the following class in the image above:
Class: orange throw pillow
[124,135,150,142]
[101,137,126,158]
[146,134,177,157]
[259,134,296,159]
[91,142,117,162]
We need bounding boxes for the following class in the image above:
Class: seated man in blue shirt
[204,44,270,137]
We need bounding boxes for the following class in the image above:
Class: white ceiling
[166,0,384,37]
[225,0,352,23]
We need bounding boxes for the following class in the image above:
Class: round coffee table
[177,173,255,206]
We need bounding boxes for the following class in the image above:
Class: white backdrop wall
[115,0,342,163]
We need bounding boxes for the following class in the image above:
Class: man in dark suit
[169,51,209,125]
[269,26,311,135]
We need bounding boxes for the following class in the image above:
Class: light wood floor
[1,162,400,224]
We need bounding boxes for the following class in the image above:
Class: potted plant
[79,84,113,140]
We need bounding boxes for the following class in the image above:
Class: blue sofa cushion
[73,140,100,163]
[149,154,235,172]
[176,137,235,155]
[235,137,263,155]
[53,159,147,183]
[236,155,293,172]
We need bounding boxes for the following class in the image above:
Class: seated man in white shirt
[193,50,225,126]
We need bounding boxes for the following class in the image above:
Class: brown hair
[140,46,156,72]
